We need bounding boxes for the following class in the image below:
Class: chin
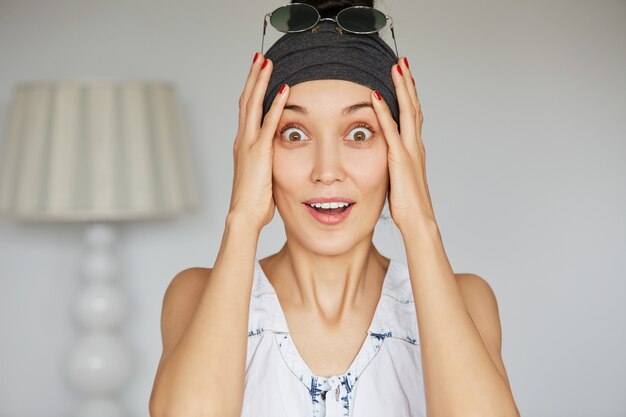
[280,206,375,256]
[292,230,361,256]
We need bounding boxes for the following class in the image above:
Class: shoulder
[455,273,499,312]
[165,266,213,295]
[162,267,213,313]
[454,273,513,386]
[159,267,213,357]
[454,273,501,347]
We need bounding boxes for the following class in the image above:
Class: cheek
[345,147,388,190]
[272,148,305,197]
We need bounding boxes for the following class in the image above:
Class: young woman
[149,1,520,416]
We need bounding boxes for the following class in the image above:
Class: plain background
[0,0,624,416]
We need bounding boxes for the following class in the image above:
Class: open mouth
[309,203,353,214]
[303,202,355,225]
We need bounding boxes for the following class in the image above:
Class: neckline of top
[253,257,399,387]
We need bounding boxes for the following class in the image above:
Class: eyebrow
[283,102,374,117]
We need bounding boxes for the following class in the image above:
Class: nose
[310,136,347,185]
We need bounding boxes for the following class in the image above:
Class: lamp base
[63,223,133,417]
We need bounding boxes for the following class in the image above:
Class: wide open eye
[347,123,374,143]
[280,123,310,142]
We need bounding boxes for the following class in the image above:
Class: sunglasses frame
[261,3,399,58]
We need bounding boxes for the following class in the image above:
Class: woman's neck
[260,240,390,325]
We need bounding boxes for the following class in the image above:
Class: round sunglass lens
[270,3,319,32]
[337,7,387,33]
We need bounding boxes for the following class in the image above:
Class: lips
[303,202,355,225]
[303,196,356,204]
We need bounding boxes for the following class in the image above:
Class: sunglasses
[261,3,399,58]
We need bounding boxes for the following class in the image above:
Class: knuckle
[248,141,258,154]
[246,94,256,114]
[400,149,412,164]
[266,103,279,120]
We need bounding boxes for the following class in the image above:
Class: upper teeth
[309,202,351,209]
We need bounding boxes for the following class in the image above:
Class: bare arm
[403,221,520,417]
[149,52,289,417]
[149,214,261,417]
[367,55,519,417]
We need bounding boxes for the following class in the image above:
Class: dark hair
[292,0,375,19]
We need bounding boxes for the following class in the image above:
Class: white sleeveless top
[241,258,428,417]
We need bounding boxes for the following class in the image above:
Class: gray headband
[262,20,400,127]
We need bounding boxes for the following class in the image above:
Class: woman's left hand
[371,56,436,234]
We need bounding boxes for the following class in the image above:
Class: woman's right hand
[228,53,290,232]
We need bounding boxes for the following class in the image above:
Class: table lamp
[0,80,200,417]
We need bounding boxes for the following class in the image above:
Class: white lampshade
[0,80,200,221]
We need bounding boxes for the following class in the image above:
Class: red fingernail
[396,65,403,76]
[373,90,381,100]
[262,59,268,69]
[253,52,259,63]
[404,57,409,68]
[279,83,287,94]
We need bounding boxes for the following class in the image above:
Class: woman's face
[272,79,389,255]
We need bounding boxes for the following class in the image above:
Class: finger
[237,52,265,139]
[257,83,290,148]
[399,56,425,154]
[242,58,274,146]
[370,90,408,161]
[399,56,420,112]
[392,61,420,160]
[397,57,426,173]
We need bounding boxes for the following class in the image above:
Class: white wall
[0,0,624,416]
